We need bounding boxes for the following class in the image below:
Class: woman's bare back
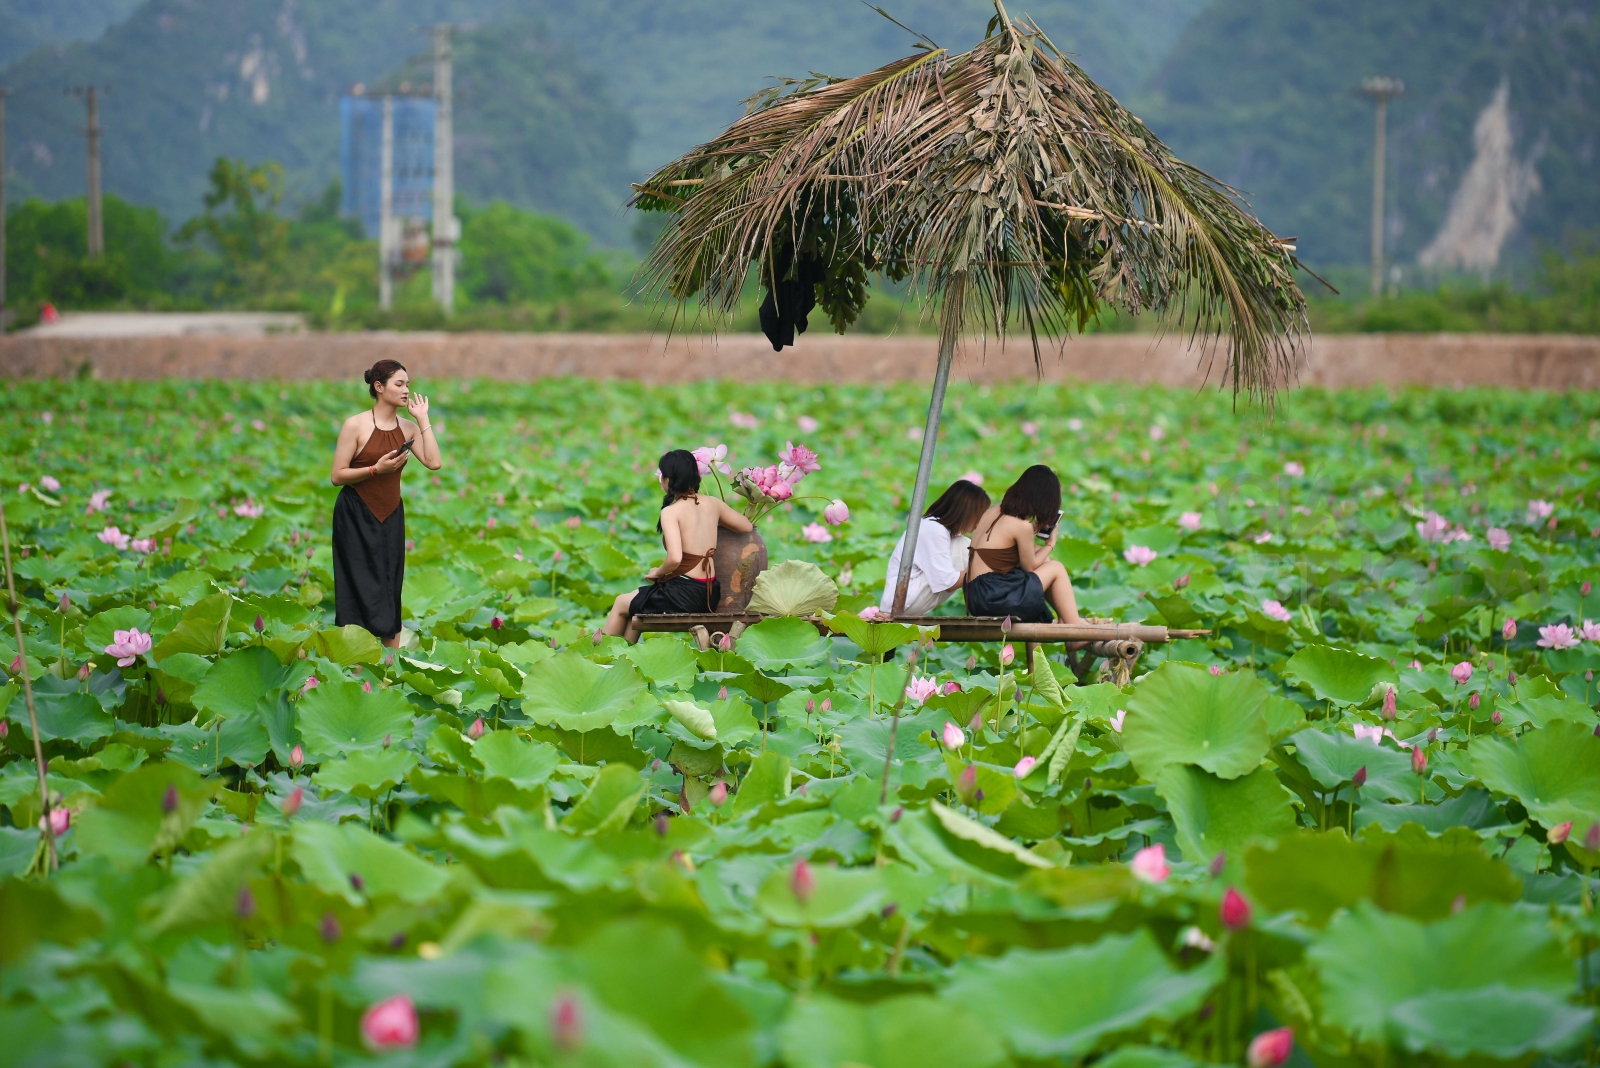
[662,495,729,578]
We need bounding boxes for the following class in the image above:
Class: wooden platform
[633,614,1207,643]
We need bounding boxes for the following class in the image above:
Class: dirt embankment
[2,331,1596,390]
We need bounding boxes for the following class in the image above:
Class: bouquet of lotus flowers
[695,441,847,528]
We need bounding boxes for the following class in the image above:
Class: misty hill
[1139,0,1600,274]
[0,0,141,67]
[0,0,1204,245]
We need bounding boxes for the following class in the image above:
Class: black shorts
[965,569,1053,624]
[630,575,720,616]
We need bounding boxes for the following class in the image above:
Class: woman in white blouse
[878,479,991,616]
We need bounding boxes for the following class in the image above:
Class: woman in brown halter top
[965,464,1084,625]
[603,449,753,643]
[328,360,443,645]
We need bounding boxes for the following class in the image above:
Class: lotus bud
[1451,893,1467,914]
[1174,573,1190,590]
[717,686,729,701]
[7,656,20,676]
[805,698,815,713]
[881,902,898,918]
[1428,728,1438,744]
[969,710,984,732]
[0,721,6,740]
[156,687,167,705]
[253,614,265,633]
[467,717,486,741]
[78,663,91,681]
[1381,687,1397,719]
[320,912,342,943]
[1013,756,1037,778]
[790,858,816,903]
[709,781,728,807]
[1450,661,1473,685]
[943,681,961,695]
[1002,616,1014,633]
[966,655,977,671]
[1503,618,1517,640]
[1585,580,1593,596]
[39,807,70,836]
[1547,821,1573,845]
[58,591,70,613]
[1467,692,1481,712]
[1508,672,1518,686]
[282,787,303,817]
[1247,1028,1295,1068]
[1351,766,1368,789]
[361,994,419,1052]
[821,698,832,712]
[1084,776,1093,793]
[363,680,372,693]
[717,633,733,652]
[1219,887,1252,929]
[1412,747,1428,776]
[941,721,965,749]
[491,615,503,631]
[236,887,257,919]
[161,784,180,815]
[890,807,903,823]
[654,812,669,837]
[1208,851,1227,878]
[389,932,407,949]
[1584,822,1600,853]
[1129,843,1170,884]
[1210,665,1222,676]
[381,733,391,749]
[1492,709,1503,726]
[956,764,978,801]
[350,873,365,892]
[1000,642,1015,666]
[290,745,304,769]
[591,629,604,645]
[550,994,584,1051]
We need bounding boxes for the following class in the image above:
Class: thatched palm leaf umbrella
[632,2,1309,616]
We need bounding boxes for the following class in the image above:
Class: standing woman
[329,360,442,647]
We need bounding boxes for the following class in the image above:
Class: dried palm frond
[632,1,1308,405]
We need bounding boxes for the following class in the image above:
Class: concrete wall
[2,331,1597,389]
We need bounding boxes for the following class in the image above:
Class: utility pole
[431,24,456,315]
[1,87,8,328]
[378,95,395,310]
[1360,76,1404,298]
[67,86,106,257]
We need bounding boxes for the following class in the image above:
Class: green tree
[178,158,290,302]
[4,195,172,308]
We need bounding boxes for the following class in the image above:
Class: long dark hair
[657,449,701,531]
[925,479,991,534]
[364,359,407,398]
[998,465,1061,525]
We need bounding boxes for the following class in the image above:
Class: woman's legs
[603,593,634,638]
[1034,561,1083,623]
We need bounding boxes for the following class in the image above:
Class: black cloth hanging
[758,250,826,351]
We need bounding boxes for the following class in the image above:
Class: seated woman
[878,479,991,616]
[603,448,753,643]
[965,464,1084,624]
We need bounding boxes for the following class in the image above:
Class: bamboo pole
[0,501,55,872]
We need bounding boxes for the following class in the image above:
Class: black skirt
[630,576,720,616]
[965,569,1054,624]
[332,486,405,639]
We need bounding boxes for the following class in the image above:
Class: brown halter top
[970,516,1022,574]
[353,415,406,522]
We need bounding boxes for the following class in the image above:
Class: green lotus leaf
[1287,727,1417,801]
[561,763,645,835]
[150,592,232,660]
[942,929,1223,1060]
[474,730,561,787]
[780,994,1006,1068]
[1471,718,1600,841]
[746,558,837,617]
[159,715,270,772]
[826,611,928,657]
[313,624,383,666]
[193,647,295,721]
[930,801,1053,869]
[312,747,419,799]
[295,677,415,761]
[74,762,217,866]
[1386,987,1593,1060]
[619,636,699,689]
[1284,644,1397,705]
[521,651,646,732]
[756,862,888,927]
[1245,825,1521,925]
[1043,718,1083,784]
[1156,764,1296,864]
[291,820,450,904]
[1308,901,1580,1054]
[1030,645,1066,712]
[735,615,830,668]
[1354,788,1518,839]
[150,828,276,932]
[664,698,718,740]
[1122,662,1272,780]
[731,752,790,815]
[7,687,113,746]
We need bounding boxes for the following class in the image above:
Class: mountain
[0,0,142,67]
[1138,0,1600,275]
[0,0,1205,245]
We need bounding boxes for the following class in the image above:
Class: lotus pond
[2,377,1600,1068]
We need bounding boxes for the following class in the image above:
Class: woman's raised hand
[407,394,431,425]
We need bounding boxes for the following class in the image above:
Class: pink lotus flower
[1109,710,1126,733]
[905,676,939,705]
[1210,665,1223,676]
[859,606,883,620]
[1526,499,1554,524]
[941,721,966,749]
[1178,511,1202,531]
[1124,545,1158,566]
[1415,512,1452,542]
[468,717,485,740]
[1013,756,1038,778]
[943,681,961,695]
[801,522,832,543]
[129,538,157,554]
[1503,618,1518,641]
[1538,623,1580,650]
[234,500,263,519]
[1247,1028,1294,1068]
[959,471,984,486]
[1580,619,1600,642]
[40,475,61,493]
[86,489,112,514]
[709,781,728,807]
[1450,661,1473,685]
[301,676,319,693]
[822,499,850,525]
[692,444,731,476]
[550,993,584,1051]
[105,628,152,667]
[1487,527,1512,551]
[1220,887,1252,928]
[1261,600,1292,623]
[1253,530,1273,544]
[41,411,53,425]
[361,994,419,1051]
[1283,461,1305,478]
[790,858,815,903]
[1067,417,1084,431]
[1149,425,1166,441]
[39,807,70,836]
[1021,421,1039,437]
[729,412,761,429]
[778,441,821,475]
[797,415,819,433]
[1129,843,1169,884]
[97,526,130,550]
